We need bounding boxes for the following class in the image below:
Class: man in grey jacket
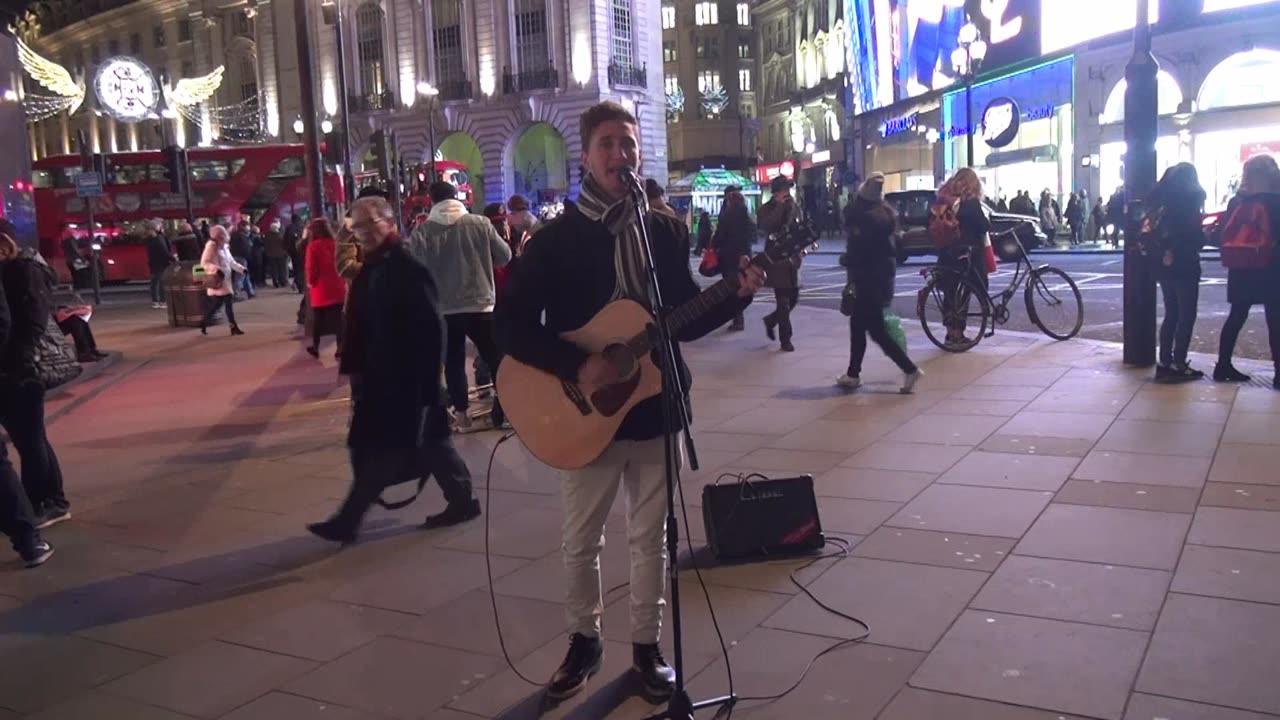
[407,181,512,431]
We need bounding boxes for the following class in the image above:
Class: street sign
[75,171,104,198]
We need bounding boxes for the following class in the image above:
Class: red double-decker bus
[355,159,476,227]
[32,144,344,284]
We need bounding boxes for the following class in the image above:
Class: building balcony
[503,66,559,93]
[436,78,473,102]
[608,62,648,88]
[348,91,397,113]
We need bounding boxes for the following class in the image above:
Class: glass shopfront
[861,101,943,193]
[942,56,1074,205]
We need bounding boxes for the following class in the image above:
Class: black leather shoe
[633,643,675,701]
[763,318,776,341]
[306,520,356,546]
[421,498,481,530]
[546,633,603,701]
[1213,363,1251,383]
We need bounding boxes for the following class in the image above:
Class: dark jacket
[1150,189,1205,277]
[712,204,754,279]
[758,196,803,288]
[1224,191,1280,306]
[495,199,749,442]
[0,252,54,380]
[145,232,173,273]
[958,198,991,247]
[339,238,448,448]
[264,229,287,259]
[844,196,898,307]
[229,229,252,260]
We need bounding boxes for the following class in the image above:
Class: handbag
[697,248,719,277]
[23,317,83,390]
[840,281,857,316]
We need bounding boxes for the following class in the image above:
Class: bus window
[189,159,235,182]
[32,169,57,189]
[269,158,304,179]
[107,163,152,185]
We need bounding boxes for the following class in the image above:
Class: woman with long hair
[713,189,754,331]
[198,225,246,336]
[1148,162,1207,383]
[304,218,346,359]
[936,167,992,345]
[1216,155,1280,387]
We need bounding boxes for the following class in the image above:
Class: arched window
[1198,49,1280,111]
[355,2,387,97]
[1100,70,1183,124]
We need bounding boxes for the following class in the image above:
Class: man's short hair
[644,178,665,201]
[352,195,395,221]
[579,101,637,151]
[428,181,458,204]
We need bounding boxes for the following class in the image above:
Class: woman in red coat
[304,218,346,358]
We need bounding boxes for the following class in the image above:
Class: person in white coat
[199,225,246,336]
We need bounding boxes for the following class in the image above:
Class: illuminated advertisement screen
[1041,1,1159,54]
[1205,0,1280,11]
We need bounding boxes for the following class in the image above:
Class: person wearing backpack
[838,173,922,393]
[1145,163,1207,383]
[931,168,992,346]
[1216,154,1280,387]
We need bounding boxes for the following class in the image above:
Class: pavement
[4,290,1280,720]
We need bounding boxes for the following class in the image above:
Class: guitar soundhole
[601,343,637,379]
[590,343,642,417]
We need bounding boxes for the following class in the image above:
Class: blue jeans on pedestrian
[233,256,254,298]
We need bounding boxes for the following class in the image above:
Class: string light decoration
[21,92,78,121]
[666,86,685,116]
[700,84,728,116]
[173,92,267,143]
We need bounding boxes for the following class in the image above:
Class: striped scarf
[576,172,651,303]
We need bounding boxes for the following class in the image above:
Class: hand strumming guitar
[737,256,766,297]
[577,353,621,388]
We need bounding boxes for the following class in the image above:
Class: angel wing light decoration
[15,37,86,117]
[163,66,225,108]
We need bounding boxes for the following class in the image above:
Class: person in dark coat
[306,196,479,546]
[1216,154,1280,388]
[1106,187,1126,247]
[0,220,54,567]
[695,210,713,255]
[229,221,255,299]
[144,219,174,309]
[838,173,922,393]
[1148,163,1206,383]
[937,168,992,346]
[0,225,70,533]
[758,174,804,351]
[264,221,288,288]
[713,188,754,331]
[173,222,202,262]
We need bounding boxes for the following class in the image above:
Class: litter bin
[164,262,216,328]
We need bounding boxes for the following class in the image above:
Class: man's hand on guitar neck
[737,256,767,297]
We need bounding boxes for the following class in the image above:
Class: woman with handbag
[0,224,72,532]
[198,225,247,336]
[838,173,922,393]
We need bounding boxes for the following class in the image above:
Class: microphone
[617,165,644,191]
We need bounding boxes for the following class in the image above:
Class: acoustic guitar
[497,228,815,470]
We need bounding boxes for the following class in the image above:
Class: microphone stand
[619,170,736,720]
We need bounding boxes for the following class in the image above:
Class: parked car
[1201,208,1225,247]
[885,189,1048,263]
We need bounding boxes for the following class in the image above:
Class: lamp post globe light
[293,116,305,136]
[953,22,987,168]
[418,82,440,182]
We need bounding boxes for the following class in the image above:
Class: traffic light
[322,131,343,165]
[161,145,188,194]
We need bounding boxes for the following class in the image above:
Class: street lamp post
[294,0,326,219]
[952,23,987,168]
[332,0,355,204]
[417,82,440,182]
[1123,0,1159,366]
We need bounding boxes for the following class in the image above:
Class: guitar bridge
[561,382,593,416]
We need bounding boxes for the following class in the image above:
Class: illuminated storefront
[858,97,943,192]
[941,56,1074,204]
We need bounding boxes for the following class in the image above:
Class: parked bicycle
[916,222,1084,352]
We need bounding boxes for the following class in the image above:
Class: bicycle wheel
[1025,266,1084,340]
[918,269,991,352]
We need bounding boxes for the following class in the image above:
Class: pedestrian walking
[1066,191,1085,246]
[838,173,923,393]
[507,194,539,247]
[1107,187,1126,247]
[695,210,714,255]
[1146,163,1207,383]
[407,181,511,432]
[758,175,804,352]
[1090,196,1106,243]
[0,222,71,536]
[1215,154,1280,388]
[229,220,255,299]
[713,188,753,331]
[144,219,174,309]
[265,220,289,288]
[645,179,679,220]
[198,226,246,337]
[303,219,346,359]
[306,195,481,546]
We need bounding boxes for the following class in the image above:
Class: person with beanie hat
[838,172,922,393]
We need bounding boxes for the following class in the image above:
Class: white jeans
[560,436,676,645]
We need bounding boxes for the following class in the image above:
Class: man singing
[495,102,766,702]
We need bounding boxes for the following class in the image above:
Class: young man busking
[495,101,766,702]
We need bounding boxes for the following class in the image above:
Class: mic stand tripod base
[643,690,736,720]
